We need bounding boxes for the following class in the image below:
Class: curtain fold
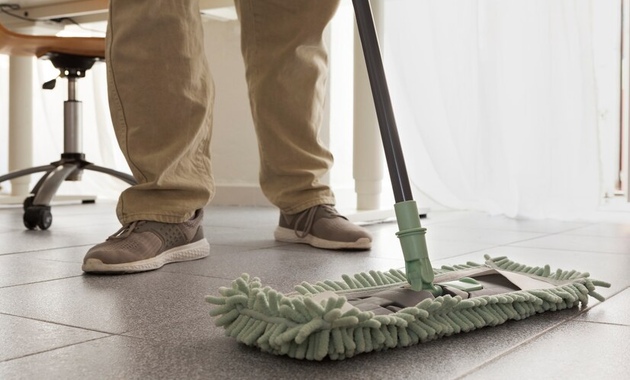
[384,0,607,219]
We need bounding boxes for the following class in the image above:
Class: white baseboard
[0,194,96,206]
[209,185,430,225]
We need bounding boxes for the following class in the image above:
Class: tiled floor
[0,201,628,379]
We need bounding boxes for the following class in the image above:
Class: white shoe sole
[274,227,371,250]
[82,239,210,274]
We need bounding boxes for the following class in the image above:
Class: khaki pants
[107,0,339,224]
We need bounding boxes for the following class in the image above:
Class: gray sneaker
[274,204,372,250]
[82,209,209,274]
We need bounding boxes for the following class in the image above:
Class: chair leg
[84,164,136,185]
[21,163,80,230]
[0,164,57,185]
[31,163,82,206]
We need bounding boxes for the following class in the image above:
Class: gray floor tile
[448,246,629,299]
[565,222,630,238]
[118,310,582,380]
[15,245,87,264]
[0,313,108,361]
[577,287,630,326]
[204,225,289,248]
[512,233,630,255]
[422,224,546,245]
[0,224,117,256]
[462,322,630,380]
[0,254,83,288]
[166,246,403,293]
[1,202,628,379]
[422,212,591,234]
[367,223,497,261]
[0,271,227,334]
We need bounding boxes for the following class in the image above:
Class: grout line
[0,274,84,290]
[500,242,630,257]
[454,287,630,380]
[0,311,116,335]
[0,244,96,257]
[0,335,114,364]
[453,314,584,379]
[573,320,630,328]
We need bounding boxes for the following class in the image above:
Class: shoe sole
[274,227,371,250]
[82,238,210,274]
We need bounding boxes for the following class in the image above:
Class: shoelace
[292,205,343,238]
[107,221,143,240]
[105,211,197,241]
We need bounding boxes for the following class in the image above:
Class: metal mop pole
[352,0,439,294]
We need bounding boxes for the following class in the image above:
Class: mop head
[206,255,610,361]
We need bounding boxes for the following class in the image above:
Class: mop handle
[351,0,413,204]
[352,0,439,294]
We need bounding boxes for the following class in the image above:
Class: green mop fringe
[206,255,610,361]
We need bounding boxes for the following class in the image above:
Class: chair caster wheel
[23,196,34,211]
[23,206,53,230]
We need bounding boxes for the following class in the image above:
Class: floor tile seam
[1,253,83,265]
[0,274,84,290]
[119,313,208,339]
[429,247,500,264]
[0,335,113,364]
[596,286,630,299]
[573,319,630,328]
[158,270,238,283]
[561,232,630,241]
[22,256,83,265]
[503,242,630,257]
[208,244,284,255]
[422,221,597,235]
[513,225,630,241]
[425,230,562,247]
[563,231,630,239]
[0,310,117,336]
[157,270,279,289]
[0,243,95,256]
[452,315,584,379]
[490,229,584,246]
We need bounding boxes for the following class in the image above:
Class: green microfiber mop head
[206,255,609,361]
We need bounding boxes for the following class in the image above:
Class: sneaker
[82,209,209,274]
[274,204,372,250]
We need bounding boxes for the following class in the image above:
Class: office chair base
[0,154,136,230]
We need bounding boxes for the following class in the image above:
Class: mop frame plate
[206,255,610,361]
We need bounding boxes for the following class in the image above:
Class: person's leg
[235,0,337,213]
[109,0,214,225]
[235,0,371,249]
[82,0,211,273]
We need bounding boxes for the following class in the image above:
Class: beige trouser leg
[108,0,339,223]
[235,0,339,214]
[107,0,214,224]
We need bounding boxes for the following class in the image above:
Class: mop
[206,0,610,360]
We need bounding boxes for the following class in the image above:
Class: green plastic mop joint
[394,200,440,294]
[439,277,483,292]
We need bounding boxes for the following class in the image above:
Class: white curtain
[382,0,618,219]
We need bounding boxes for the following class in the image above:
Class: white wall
[202,15,350,208]
[202,18,268,206]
